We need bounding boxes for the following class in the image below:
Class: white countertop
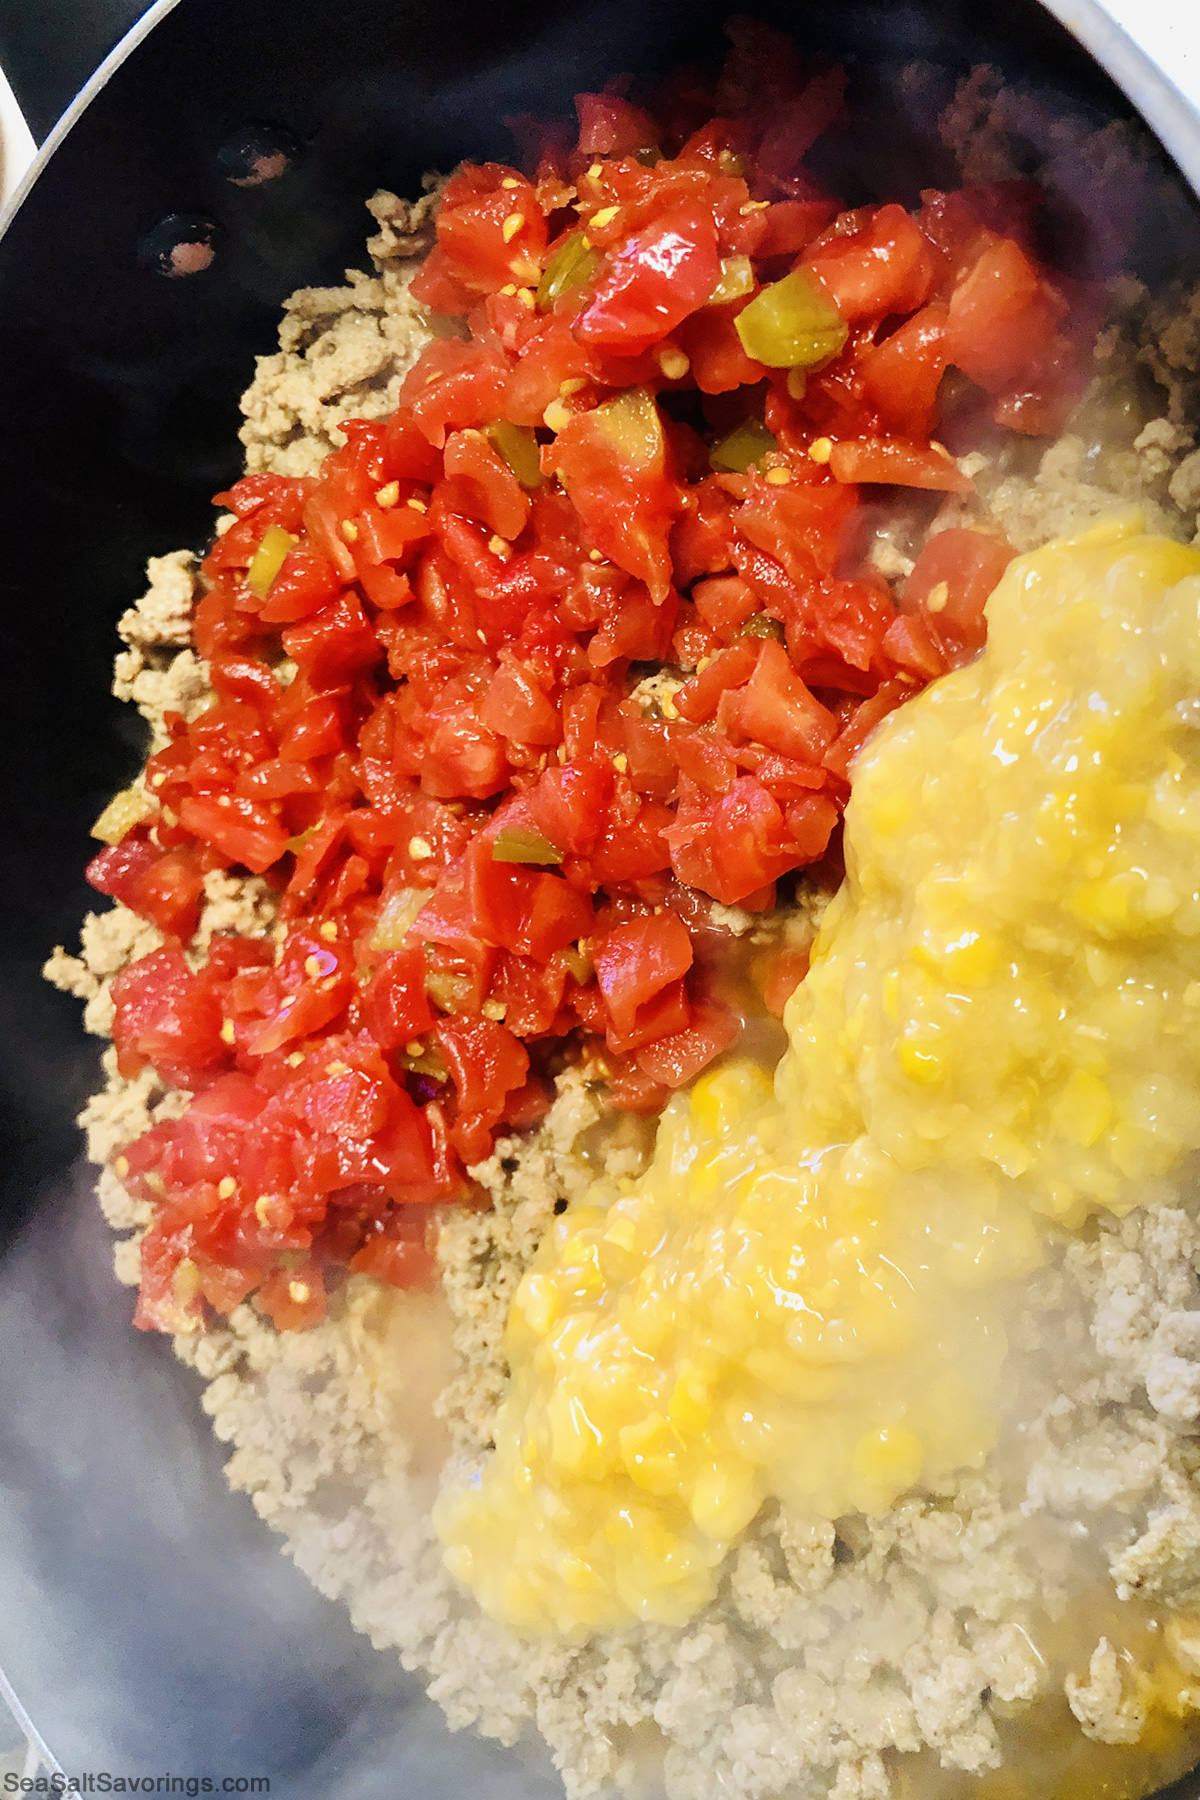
[0,60,35,207]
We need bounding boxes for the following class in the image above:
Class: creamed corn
[437,515,1200,1636]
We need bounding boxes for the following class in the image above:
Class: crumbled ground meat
[43,65,1200,1800]
[1066,1638,1148,1744]
[237,185,443,478]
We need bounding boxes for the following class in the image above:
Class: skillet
[1,1,1198,1791]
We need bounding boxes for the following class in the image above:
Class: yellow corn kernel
[689,1458,760,1540]
[547,1387,608,1476]
[851,1425,923,1505]
[618,1413,681,1496]
[516,1271,562,1336]
[898,1037,943,1085]
[1052,1069,1114,1147]
[603,1215,639,1254]
[667,1366,713,1434]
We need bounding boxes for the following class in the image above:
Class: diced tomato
[805,204,935,321]
[207,658,279,709]
[375,420,439,491]
[666,775,805,904]
[944,237,1067,393]
[257,551,343,624]
[88,836,206,940]
[675,641,760,722]
[256,1265,328,1331]
[756,200,838,258]
[124,848,208,940]
[177,794,290,874]
[691,574,759,638]
[587,779,674,886]
[677,303,765,394]
[478,653,560,744]
[399,339,513,447]
[490,952,565,1036]
[604,977,691,1055]
[593,912,693,1035]
[418,702,508,801]
[903,526,1013,665]
[103,56,1091,1334]
[717,638,836,760]
[881,610,948,681]
[276,694,348,764]
[552,390,684,602]
[784,791,840,861]
[436,1015,530,1160]
[603,1053,671,1114]
[466,833,593,960]
[132,1222,204,1333]
[110,947,229,1086]
[365,948,436,1050]
[523,759,610,855]
[357,559,414,611]
[859,303,949,438]
[670,479,738,583]
[354,506,432,566]
[442,430,531,541]
[762,945,811,1017]
[576,207,723,355]
[242,973,354,1057]
[634,998,739,1087]
[827,438,971,492]
[733,474,858,583]
[281,591,382,688]
[823,678,911,780]
[504,316,594,428]
[575,92,659,157]
[350,1213,438,1290]
[411,163,547,304]
[212,472,305,522]
[674,729,737,794]
[588,580,677,668]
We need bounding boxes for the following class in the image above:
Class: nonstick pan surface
[1,2,1198,1793]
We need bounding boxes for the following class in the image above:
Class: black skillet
[0,1,1198,1793]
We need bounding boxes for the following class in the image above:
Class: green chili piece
[486,419,543,489]
[536,231,602,310]
[709,418,778,474]
[708,255,755,306]
[740,613,786,641]
[734,269,848,370]
[492,826,564,866]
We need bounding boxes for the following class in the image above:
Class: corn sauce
[437,514,1200,1639]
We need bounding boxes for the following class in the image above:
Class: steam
[0,1166,553,1798]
